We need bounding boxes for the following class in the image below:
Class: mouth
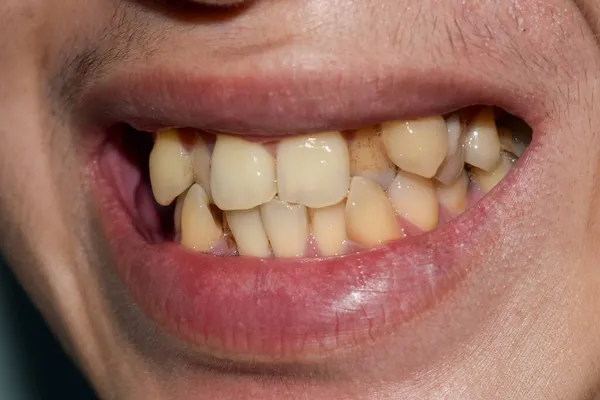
[86,67,535,364]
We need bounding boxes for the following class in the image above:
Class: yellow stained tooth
[310,202,347,257]
[260,198,309,258]
[388,171,438,232]
[226,208,271,258]
[471,152,516,193]
[381,116,448,179]
[436,170,469,215]
[191,136,212,200]
[435,114,466,185]
[498,127,525,158]
[180,184,222,251]
[348,127,396,189]
[149,129,194,206]
[211,135,277,211]
[277,132,350,208]
[464,108,502,171]
[345,177,403,247]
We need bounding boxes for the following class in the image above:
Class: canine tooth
[436,114,466,185]
[498,127,525,158]
[260,199,309,257]
[464,108,502,171]
[226,208,271,257]
[277,132,350,208]
[310,202,347,256]
[211,135,276,210]
[180,184,222,251]
[436,170,469,215]
[388,171,438,232]
[381,116,448,178]
[345,177,403,247]
[348,127,396,188]
[471,152,517,193]
[191,136,212,200]
[149,129,194,206]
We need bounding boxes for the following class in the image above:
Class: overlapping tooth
[388,171,438,232]
[436,170,469,215]
[260,198,309,257]
[180,184,222,251]
[464,108,502,171]
[348,127,396,188]
[226,208,271,257]
[345,177,403,247]
[436,114,466,185]
[470,151,517,193]
[310,202,347,256]
[498,127,525,158]
[149,129,194,206]
[381,116,448,178]
[277,132,350,208]
[211,135,276,210]
[191,136,212,200]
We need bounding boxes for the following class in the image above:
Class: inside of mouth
[112,106,532,258]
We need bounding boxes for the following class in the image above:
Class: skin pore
[1,0,600,398]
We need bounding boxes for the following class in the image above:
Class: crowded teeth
[464,108,502,171]
[149,129,194,206]
[179,184,222,251]
[388,171,438,232]
[260,198,310,257]
[499,127,526,157]
[348,127,396,188]
[191,136,213,200]
[346,177,403,247]
[226,208,271,257]
[436,114,466,185]
[381,116,448,178]
[470,151,517,193]
[309,202,348,257]
[211,135,277,210]
[277,132,350,208]
[436,170,469,215]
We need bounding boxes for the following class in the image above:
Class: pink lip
[84,65,536,362]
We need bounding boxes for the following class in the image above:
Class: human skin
[1,0,600,398]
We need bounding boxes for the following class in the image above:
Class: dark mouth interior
[110,106,533,253]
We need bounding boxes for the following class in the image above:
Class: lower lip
[91,143,505,362]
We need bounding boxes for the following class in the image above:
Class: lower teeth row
[148,107,530,258]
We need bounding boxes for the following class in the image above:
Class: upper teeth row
[148,107,526,256]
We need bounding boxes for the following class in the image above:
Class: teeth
[470,151,517,193]
[435,114,466,185]
[348,127,396,188]
[191,136,213,200]
[464,108,502,171]
[149,129,194,206]
[309,202,347,257]
[381,116,448,178]
[498,127,525,158]
[345,177,403,247]
[260,198,309,257]
[226,208,271,257]
[436,170,469,215]
[277,132,350,208]
[211,135,277,210]
[388,171,438,232]
[180,184,222,251]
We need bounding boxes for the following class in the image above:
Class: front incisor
[226,208,271,257]
[309,201,348,257]
[348,127,396,189]
[345,177,403,247]
[277,132,350,208]
[191,136,213,200]
[149,129,194,206]
[388,171,439,232]
[180,184,222,251]
[260,198,310,258]
[211,135,277,210]
[381,116,448,179]
[464,108,502,171]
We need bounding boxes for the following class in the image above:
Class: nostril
[187,0,252,6]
